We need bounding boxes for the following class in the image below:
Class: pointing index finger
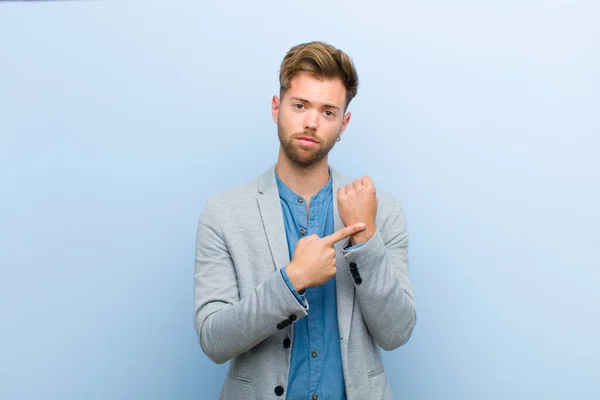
[322,222,366,246]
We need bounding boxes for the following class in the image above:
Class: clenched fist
[337,176,378,246]
[286,222,367,291]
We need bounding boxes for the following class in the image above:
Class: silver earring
[336,136,341,142]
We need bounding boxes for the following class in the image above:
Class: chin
[290,152,327,167]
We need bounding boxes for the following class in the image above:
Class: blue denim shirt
[276,169,363,400]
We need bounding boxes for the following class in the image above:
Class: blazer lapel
[331,167,355,348]
[257,164,290,271]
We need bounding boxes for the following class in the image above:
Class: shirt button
[300,228,306,236]
[312,394,319,400]
[298,198,303,203]
[311,351,318,358]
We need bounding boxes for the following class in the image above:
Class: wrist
[286,262,308,292]
[350,226,376,246]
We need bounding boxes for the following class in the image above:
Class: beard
[277,124,339,167]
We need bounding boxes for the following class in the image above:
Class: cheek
[280,112,301,131]
[325,120,343,136]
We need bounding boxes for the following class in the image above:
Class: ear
[338,112,352,138]
[271,95,281,124]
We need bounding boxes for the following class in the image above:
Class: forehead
[286,73,346,108]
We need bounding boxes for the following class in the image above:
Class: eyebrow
[289,96,341,111]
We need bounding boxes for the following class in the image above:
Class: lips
[295,135,318,145]
[296,137,318,147]
[296,136,317,142]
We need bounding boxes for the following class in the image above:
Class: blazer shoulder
[201,175,261,216]
[373,190,404,224]
[374,191,409,243]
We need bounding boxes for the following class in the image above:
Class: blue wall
[1,1,598,399]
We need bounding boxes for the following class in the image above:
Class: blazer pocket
[226,373,253,386]
[222,374,254,399]
[368,367,385,378]
[367,367,391,399]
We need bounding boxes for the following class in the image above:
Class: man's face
[272,73,351,167]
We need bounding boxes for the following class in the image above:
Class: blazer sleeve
[341,195,416,350]
[193,197,309,364]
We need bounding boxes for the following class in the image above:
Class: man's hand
[286,222,367,292]
[337,176,378,246]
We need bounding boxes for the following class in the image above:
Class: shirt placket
[307,200,324,399]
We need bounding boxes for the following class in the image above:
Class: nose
[303,109,319,132]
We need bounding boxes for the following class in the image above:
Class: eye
[324,110,335,117]
[294,103,305,110]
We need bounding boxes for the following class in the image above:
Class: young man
[194,41,416,400]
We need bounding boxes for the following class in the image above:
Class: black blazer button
[289,314,297,321]
[349,262,357,270]
[354,276,363,285]
[275,386,285,396]
[283,338,291,348]
[277,322,285,330]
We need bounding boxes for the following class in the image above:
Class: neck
[275,151,330,199]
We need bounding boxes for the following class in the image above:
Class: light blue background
[1,1,599,399]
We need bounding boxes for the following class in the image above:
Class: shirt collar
[275,168,333,205]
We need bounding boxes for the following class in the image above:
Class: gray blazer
[194,164,416,399]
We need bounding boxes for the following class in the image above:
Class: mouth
[295,137,318,147]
